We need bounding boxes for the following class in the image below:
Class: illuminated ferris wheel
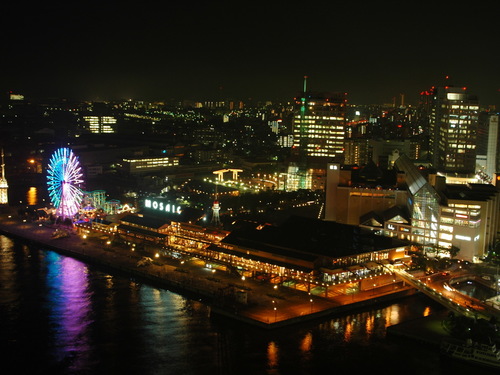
[47,147,84,219]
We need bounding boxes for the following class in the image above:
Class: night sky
[3,1,500,106]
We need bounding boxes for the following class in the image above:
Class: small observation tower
[211,199,221,226]
[0,148,8,205]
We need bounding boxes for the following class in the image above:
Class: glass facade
[411,184,440,247]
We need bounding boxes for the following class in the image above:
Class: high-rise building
[292,90,347,160]
[476,113,499,181]
[0,149,8,205]
[343,138,371,166]
[291,80,347,188]
[423,84,479,176]
[83,115,117,133]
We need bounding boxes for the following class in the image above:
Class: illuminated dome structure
[47,148,84,219]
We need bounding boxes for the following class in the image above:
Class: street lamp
[310,298,313,313]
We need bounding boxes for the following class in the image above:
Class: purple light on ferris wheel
[47,148,84,218]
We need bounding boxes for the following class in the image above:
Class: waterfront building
[210,215,410,292]
[325,154,500,262]
[116,214,169,246]
[0,149,8,205]
[76,201,410,294]
[437,182,500,261]
[423,84,479,177]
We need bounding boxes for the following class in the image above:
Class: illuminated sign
[144,199,182,214]
[10,93,24,100]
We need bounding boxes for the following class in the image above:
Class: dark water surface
[0,234,456,375]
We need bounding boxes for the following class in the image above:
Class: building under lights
[122,156,180,174]
[325,153,500,262]
[290,87,347,189]
[422,84,479,177]
[476,113,499,181]
[76,196,412,293]
[292,91,347,160]
[82,115,117,133]
[208,216,410,291]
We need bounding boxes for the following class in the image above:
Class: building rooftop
[222,215,409,260]
[394,154,429,196]
[360,206,410,227]
[340,162,399,189]
[441,183,499,202]
[120,214,170,229]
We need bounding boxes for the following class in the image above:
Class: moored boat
[440,337,500,369]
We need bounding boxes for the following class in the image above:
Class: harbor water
[0,232,460,375]
[5,185,499,374]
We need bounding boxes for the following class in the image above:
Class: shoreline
[0,211,425,330]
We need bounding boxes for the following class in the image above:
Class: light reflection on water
[27,187,38,206]
[0,234,446,374]
[267,341,279,369]
[44,252,93,371]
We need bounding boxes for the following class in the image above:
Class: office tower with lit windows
[292,91,347,160]
[476,113,499,181]
[83,115,117,133]
[343,138,371,166]
[423,85,479,176]
[291,83,347,189]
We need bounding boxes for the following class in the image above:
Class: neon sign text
[145,199,182,214]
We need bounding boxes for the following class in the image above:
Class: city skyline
[3,2,500,106]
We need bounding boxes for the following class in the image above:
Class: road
[394,268,500,321]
